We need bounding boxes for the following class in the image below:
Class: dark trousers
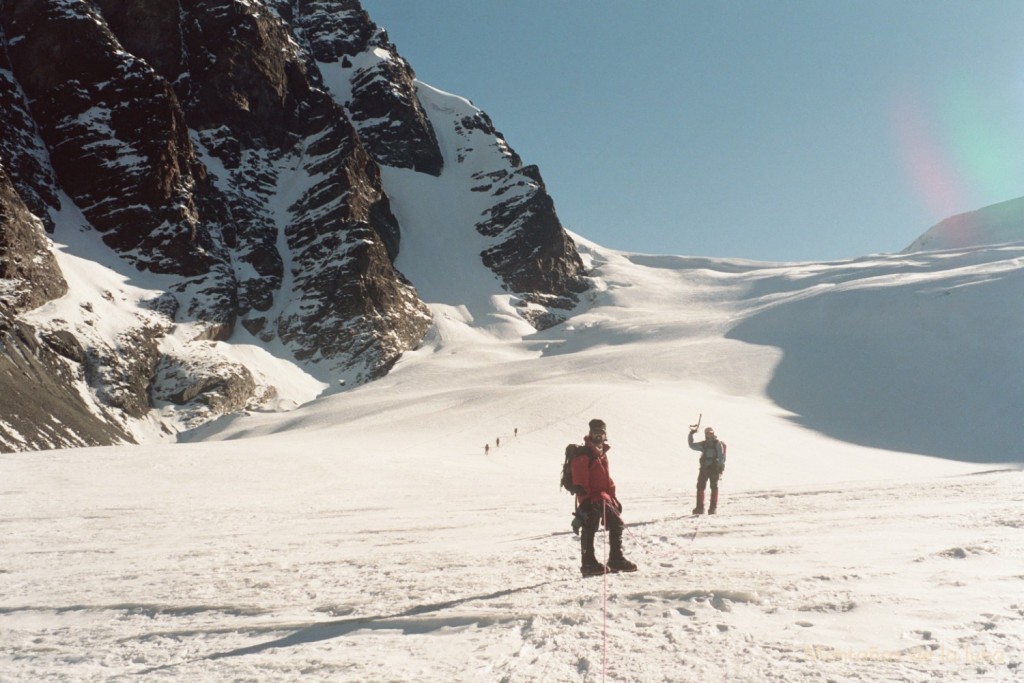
[579,499,624,533]
[579,499,626,562]
[696,465,720,493]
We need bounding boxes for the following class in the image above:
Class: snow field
[3,222,1023,681]
[1,437,1020,681]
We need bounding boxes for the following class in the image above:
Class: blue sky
[359,1,1024,262]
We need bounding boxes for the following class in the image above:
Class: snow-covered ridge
[192,234,1024,467]
[905,195,1024,252]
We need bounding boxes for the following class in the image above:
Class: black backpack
[560,444,587,494]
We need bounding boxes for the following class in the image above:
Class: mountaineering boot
[708,489,719,515]
[580,527,606,577]
[692,489,705,515]
[581,557,606,577]
[606,528,638,573]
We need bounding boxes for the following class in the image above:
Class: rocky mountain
[0,0,588,452]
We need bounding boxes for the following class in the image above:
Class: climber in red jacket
[569,418,638,577]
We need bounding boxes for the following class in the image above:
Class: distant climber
[688,426,727,514]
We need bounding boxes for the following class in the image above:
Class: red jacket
[570,435,617,506]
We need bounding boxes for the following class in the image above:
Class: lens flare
[892,78,1024,249]
[891,92,967,219]
[943,72,1024,197]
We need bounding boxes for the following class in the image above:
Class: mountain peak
[0,0,587,451]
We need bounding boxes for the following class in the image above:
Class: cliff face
[0,0,588,451]
[0,166,131,451]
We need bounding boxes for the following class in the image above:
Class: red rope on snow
[601,500,608,683]
[592,497,712,681]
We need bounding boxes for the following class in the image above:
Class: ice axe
[689,413,702,431]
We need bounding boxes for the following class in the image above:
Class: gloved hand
[571,509,587,535]
[612,496,623,513]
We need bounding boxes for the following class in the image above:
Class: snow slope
[905,196,1024,252]
[2,234,1022,681]
[385,80,557,342]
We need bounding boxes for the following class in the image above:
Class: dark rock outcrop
[0,317,133,451]
[2,0,216,275]
[477,163,589,313]
[0,167,132,450]
[0,166,66,310]
[0,45,60,233]
[169,0,431,377]
[293,0,444,176]
[152,348,259,429]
